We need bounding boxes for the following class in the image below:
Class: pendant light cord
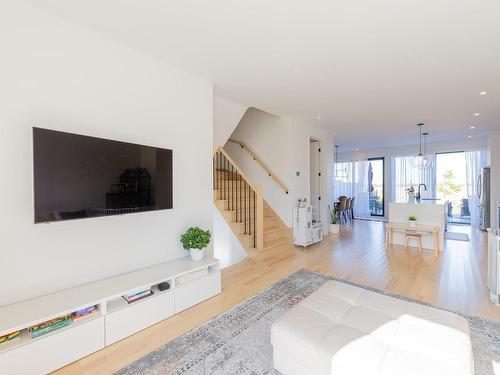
[417,123,424,156]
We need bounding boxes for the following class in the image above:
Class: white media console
[0,256,221,375]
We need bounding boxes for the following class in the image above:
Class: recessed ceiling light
[480,91,487,95]
[355,149,359,152]
[469,125,476,129]
[474,113,480,116]
[468,135,472,139]
[315,115,322,120]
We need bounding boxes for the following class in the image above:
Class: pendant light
[412,123,432,169]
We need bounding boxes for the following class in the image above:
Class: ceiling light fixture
[412,123,432,170]
[316,115,322,120]
[474,113,480,116]
[469,126,476,129]
[480,91,487,95]
[468,135,472,139]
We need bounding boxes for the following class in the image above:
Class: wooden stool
[404,232,422,253]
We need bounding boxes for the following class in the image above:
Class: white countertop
[395,199,446,205]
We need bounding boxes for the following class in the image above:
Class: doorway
[435,151,470,224]
[310,138,321,221]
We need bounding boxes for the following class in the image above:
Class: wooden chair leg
[403,236,409,251]
[417,237,422,253]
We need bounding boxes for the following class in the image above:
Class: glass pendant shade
[412,154,432,169]
[413,124,432,169]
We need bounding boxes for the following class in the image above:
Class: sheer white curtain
[465,150,485,227]
[334,162,353,198]
[392,155,435,202]
[333,161,371,218]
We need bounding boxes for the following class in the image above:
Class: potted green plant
[180,227,211,261]
[328,205,340,234]
[408,215,417,227]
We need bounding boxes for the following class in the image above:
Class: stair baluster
[213,148,264,250]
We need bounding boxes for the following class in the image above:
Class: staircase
[213,148,291,254]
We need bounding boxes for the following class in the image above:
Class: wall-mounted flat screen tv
[33,127,173,223]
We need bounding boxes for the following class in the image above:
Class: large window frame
[368,157,385,217]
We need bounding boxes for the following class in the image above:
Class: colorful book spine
[29,315,71,339]
[73,305,97,317]
[72,309,98,321]
[125,289,151,299]
[0,331,20,344]
[123,290,154,303]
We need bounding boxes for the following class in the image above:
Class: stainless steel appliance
[478,167,491,230]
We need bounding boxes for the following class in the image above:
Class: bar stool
[404,232,422,253]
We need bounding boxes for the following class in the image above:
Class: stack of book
[123,289,153,304]
[0,331,20,345]
[72,305,99,321]
[28,315,71,339]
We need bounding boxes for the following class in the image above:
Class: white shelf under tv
[0,256,221,375]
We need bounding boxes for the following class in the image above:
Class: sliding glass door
[333,158,385,218]
[435,151,470,224]
[368,157,384,216]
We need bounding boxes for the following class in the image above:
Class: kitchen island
[388,201,447,252]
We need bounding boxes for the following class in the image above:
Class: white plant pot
[408,221,417,227]
[330,224,340,234]
[189,248,205,261]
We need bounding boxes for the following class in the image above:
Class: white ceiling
[27,0,500,150]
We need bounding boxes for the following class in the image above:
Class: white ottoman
[271,280,473,375]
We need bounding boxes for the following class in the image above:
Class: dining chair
[345,198,352,221]
[335,197,347,224]
[349,197,355,220]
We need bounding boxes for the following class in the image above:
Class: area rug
[116,269,500,375]
[445,231,471,242]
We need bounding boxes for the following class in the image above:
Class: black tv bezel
[32,127,173,224]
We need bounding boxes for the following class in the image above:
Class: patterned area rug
[116,269,500,375]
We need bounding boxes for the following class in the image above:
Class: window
[333,159,383,218]
[436,151,470,224]
[392,155,434,203]
[368,158,384,216]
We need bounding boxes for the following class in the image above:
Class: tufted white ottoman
[271,280,473,375]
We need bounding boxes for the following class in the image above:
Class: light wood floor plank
[53,220,499,375]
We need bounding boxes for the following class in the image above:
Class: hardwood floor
[54,220,499,374]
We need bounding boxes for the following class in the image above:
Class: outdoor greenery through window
[436,152,470,224]
[368,158,384,216]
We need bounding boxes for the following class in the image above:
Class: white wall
[213,206,247,268]
[213,96,247,151]
[224,108,334,229]
[337,138,488,220]
[0,2,213,305]
[488,132,500,229]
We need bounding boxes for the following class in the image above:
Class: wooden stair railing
[227,139,288,194]
[213,147,264,250]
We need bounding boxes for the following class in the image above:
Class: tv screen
[33,127,173,223]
